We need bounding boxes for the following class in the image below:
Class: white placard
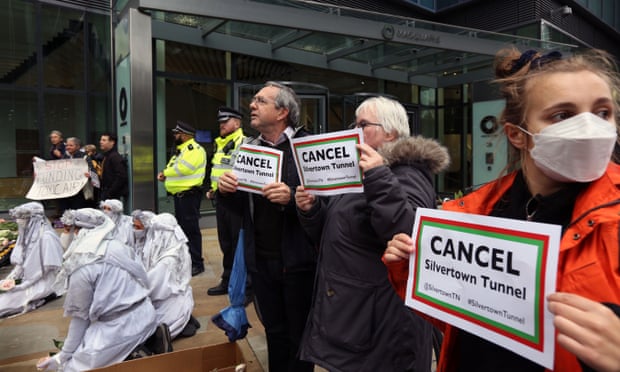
[232,144,283,194]
[406,208,560,369]
[291,129,364,196]
[26,158,89,200]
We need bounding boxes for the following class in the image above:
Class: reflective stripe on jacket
[210,128,245,191]
[163,138,206,195]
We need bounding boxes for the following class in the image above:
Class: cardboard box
[89,342,251,372]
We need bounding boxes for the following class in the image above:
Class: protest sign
[406,208,560,369]
[26,158,89,200]
[232,144,283,194]
[291,129,363,196]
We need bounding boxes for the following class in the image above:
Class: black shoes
[178,315,201,338]
[191,266,205,276]
[207,280,229,296]
[145,323,173,355]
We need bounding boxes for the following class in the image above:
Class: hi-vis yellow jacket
[210,128,245,191]
[163,138,206,195]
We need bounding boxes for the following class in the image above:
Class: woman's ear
[504,122,528,150]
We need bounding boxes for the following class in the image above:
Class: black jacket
[230,127,318,273]
[298,136,450,372]
[100,148,128,200]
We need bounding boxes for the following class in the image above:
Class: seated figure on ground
[36,208,170,372]
[130,209,156,260]
[142,213,200,338]
[100,199,133,247]
[59,209,76,250]
[0,202,63,318]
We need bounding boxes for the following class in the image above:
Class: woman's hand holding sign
[357,143,384,173]
[547,292,620,372]
[384,233,415,263]
[295,186,316,212]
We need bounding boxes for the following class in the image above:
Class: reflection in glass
[0,1,37,87]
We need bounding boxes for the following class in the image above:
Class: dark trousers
[215,195,243,281]
[252,258,315,372]
[174,190,204,270]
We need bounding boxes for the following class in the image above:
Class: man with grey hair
[48,130,65,160]
[0,202,63,318]
[217,81,316,372]
[37,208,170,371]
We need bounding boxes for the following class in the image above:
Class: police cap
[172,120,196,135]
[217,106,243,122]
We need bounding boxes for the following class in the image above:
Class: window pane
[0,1,37,87]
[88,13,112,93]
[89,94,111,143]
[158,40,227,79]
[41,5,84,89]
[156,78,230,213]
[44,93,86,145]
[0,90,38,210]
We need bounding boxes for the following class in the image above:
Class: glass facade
[152,39,468,204]
[2,0,592,212]
[0,1,112,212]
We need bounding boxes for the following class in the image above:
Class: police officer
[206,107,245,296]
[157,121,207,276]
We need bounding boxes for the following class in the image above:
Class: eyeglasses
[348,120,383,129]
[250,96,275,105]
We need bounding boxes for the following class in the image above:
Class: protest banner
[406,208,560,369]
[291,129,363,196]
[232,144,282,194]
[26,158,89,200]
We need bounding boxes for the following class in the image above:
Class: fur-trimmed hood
[378,135,450,174]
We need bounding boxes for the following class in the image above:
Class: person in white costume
[59,209,76,250]
[130,209,156,260]
[100,199,133,247]
[143,213,198,338]
[0,202,63,318]
[36,208,166,372]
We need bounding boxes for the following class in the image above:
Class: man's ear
[504,123,527,149]
[276,107,289,123]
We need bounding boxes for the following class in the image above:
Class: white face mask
[134,229,146,240]
[15,218,28,229]
[519,112,617,183]
[59,232,73,250]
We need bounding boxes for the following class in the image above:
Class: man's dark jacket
[100,148,128,200]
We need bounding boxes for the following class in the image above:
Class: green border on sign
[415,220,544,343]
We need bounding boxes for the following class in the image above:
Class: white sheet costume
[0,202,63,318]
[42,208,157,371]
[59,209,76,250]
[143,213,194,338]
[130,209,156,261]
[100,199,134,247]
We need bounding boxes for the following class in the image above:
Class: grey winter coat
[298,136,450,372]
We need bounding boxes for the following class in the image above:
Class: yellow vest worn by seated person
[163,138,207,195]
[210,127,245,191]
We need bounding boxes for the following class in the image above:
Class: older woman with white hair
[36,208,169,371]
[143,213,199,338]
[0,201,63,318]
[100,199,133,247]
[295,96,450,371]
